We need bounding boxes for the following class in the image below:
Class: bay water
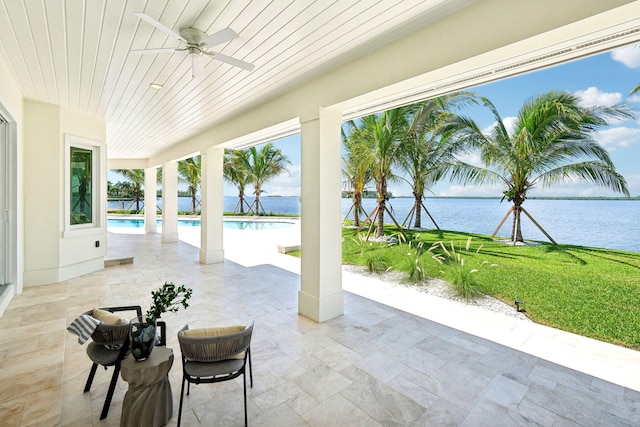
[107,196,640,252]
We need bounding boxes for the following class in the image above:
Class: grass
[340,226,640,350]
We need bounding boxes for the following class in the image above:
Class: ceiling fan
[131,12,255,78]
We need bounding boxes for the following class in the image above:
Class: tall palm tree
[223,149,254,214]
[351,107,409,238]
[397,93,476,228]
[247,143,290,214]
[446,91,632,243]
[178,156,201,214]
[113,169,145,212]
[342,124,372,227]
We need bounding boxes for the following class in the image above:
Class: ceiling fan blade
[192,55,204,78]
[130,48,178,55]
[134,12,186,43]
[201,27,238,47]
[206,52,255,71]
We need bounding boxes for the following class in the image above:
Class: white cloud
[611,44,640,68]
[456,149,483,166]
[436,183,502,197]
[624,173,640,197]
[482,116,518,136]
[574,87,623,107]
[593,127,640,151]
[222,165,302,197]
[262,165,301,196]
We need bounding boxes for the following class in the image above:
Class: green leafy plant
[365,250,392,274]
[429,237,496,299]
[145,281,193,322]
[404,239,428,283]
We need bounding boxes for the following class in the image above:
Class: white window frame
[64,134,104,237]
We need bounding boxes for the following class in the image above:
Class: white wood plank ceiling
[0,0,469,159]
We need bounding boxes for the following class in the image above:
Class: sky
[225,44,640,199]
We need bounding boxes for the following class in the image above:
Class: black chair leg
[177,376,186,427]
[100,365,120,420]
[83,363,98,392]
[243,372,248,427]
[248,348,253,387]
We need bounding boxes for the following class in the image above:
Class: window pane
[70,147,92,225]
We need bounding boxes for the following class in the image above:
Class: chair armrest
[105,305,143,318]
[157,321,167,346]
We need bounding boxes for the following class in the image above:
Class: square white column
[161,161,178,243]
[199,147,224,264]
[298,107,344,322]
[144,167,157,234]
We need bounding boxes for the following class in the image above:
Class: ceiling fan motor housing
[180,27,207,45]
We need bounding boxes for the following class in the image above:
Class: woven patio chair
[176,322,254,427]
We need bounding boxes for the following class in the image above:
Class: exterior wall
[58,108,107,281]
[23,101,106,286]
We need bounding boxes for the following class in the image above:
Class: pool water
[107,218,294,230]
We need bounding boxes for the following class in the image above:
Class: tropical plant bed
[339,226,640,350]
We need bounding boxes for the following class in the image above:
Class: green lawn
[340,227,640,350]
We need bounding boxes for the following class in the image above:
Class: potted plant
[130,282,193,361]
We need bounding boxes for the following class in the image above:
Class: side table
[120,346,174,427]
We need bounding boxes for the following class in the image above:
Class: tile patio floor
[1,230,639,426]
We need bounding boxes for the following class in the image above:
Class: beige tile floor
[0,225,639,426]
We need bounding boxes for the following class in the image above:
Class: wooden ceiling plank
[64,0,86,111]
[45,0,69,109]
[3,0,46,100]
[78,0,106,114]
[24,0,59,105]
[0,1,35,98]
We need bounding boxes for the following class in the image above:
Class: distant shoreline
[355,196,640,201]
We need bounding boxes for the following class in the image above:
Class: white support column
[161,161,179,243]
[200,147,225,264]
[298,107,344,322]
[144,167,157,234]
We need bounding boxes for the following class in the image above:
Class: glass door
[0,116,6,295]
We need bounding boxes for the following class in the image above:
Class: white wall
[23,101,106,286]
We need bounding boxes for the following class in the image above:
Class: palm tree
[446,91,632,243]
[178,156,201,214]
[351,107,409,238]
[223,149,254,214]
[342,124,372,227]
[247,143,290,215]
[397,93,476,228]
[113,169,145,212]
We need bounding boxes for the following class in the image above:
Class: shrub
[429,237,496,299]
[365,250,392,274]
[404,240,428,283]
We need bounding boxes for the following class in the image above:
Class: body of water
[107,218,294,230]
[108,196,640,252]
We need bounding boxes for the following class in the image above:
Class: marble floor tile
[0,233,638,426]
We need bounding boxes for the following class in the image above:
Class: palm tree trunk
[238,190,245,214]
[353,192,362,227]
[376,179,386,238]
[413,192,422,228]
[191,188,197,213]
[511,204,524,242]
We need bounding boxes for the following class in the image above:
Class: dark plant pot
[129,317,156,361]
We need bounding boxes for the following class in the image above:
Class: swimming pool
[107,218,294,230]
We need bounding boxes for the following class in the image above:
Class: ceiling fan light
[149,82,163,90]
